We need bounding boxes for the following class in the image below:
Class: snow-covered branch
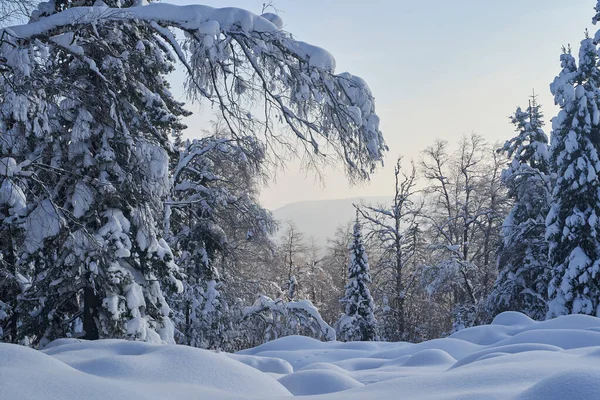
[2,2,387,179]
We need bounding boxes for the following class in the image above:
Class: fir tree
[335,217,377,342]
[489,93,551,320]
[546,37,600,318]
[0,1,387,346]
[1,0,188,345]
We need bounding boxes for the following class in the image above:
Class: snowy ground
[3,312,600,399]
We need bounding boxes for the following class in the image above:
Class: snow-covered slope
[3,312,600,399]
[272,196,391,243]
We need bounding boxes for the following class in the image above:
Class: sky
[170,0,596,209]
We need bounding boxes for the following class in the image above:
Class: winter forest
[4,0,600,398]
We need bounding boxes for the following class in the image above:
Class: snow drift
[3,312,600,399]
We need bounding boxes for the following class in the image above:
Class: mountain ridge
[271,196,392,243]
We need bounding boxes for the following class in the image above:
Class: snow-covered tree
[421,135,508,332]
[167,131,274,349]
[0,1,188,345]
[276,222,309,301]
[5,3,387,178]
[323,224,352,288]
[0,0,36,26]
[0,157,28,342]
[335,217,377,342]
[488,94,551,321]
[302,237,339,324]
[546,36,600,318]
[0,1,386,346]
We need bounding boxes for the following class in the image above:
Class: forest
[1,0,600,357]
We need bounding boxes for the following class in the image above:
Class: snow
[1,339,290,400]
[4,312,600,399]
[14,4,273,37]
[278,369,363,395]
[287,299,337,341]
[0,157,18,176]
[0,178,26,213]
[4,3,335,71]
[71,181,94,218]
[260,12,283,30]
[24,199,62,252]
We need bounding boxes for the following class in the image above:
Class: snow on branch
[2,2,387,180]
[242,295,336,343]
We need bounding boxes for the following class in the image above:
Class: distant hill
[271,196,392,244]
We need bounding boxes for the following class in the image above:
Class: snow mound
[278,370,364,395]
[225,353,294,374]
[491,311,536,326]
[260,12,283,29]
[240,334,326,353]
[402,349,456,367]
[5,312,600,399]
[516,369,600,400]
[448,343,562,370]
[1,340,291,400]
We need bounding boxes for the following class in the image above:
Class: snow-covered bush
[241,295,335,348]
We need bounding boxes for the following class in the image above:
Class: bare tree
[357,157,423,341]
[277,222,308,300]
[323,224,352,288]
[421,134,508,331]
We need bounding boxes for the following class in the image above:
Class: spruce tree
[335,217,377,342]
[546,37,600,318]
[489,94,551,320]
[1,0,188,345]
[1,1,387,347]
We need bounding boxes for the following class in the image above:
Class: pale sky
[170,0,595,209]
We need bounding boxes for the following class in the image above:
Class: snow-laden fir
[335,217,377,342]
[0,0,386,347]
[488,96,551,321]
[546,36,600,318]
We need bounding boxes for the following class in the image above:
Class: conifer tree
[489,94,551,320]
[0,0,386,346]
[1,0,189,345]
[335,216,377,341]
[546,36,600,318]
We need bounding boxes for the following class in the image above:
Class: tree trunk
[83,285,99,340]
[396,241,405,339]
[7,311,18,343]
